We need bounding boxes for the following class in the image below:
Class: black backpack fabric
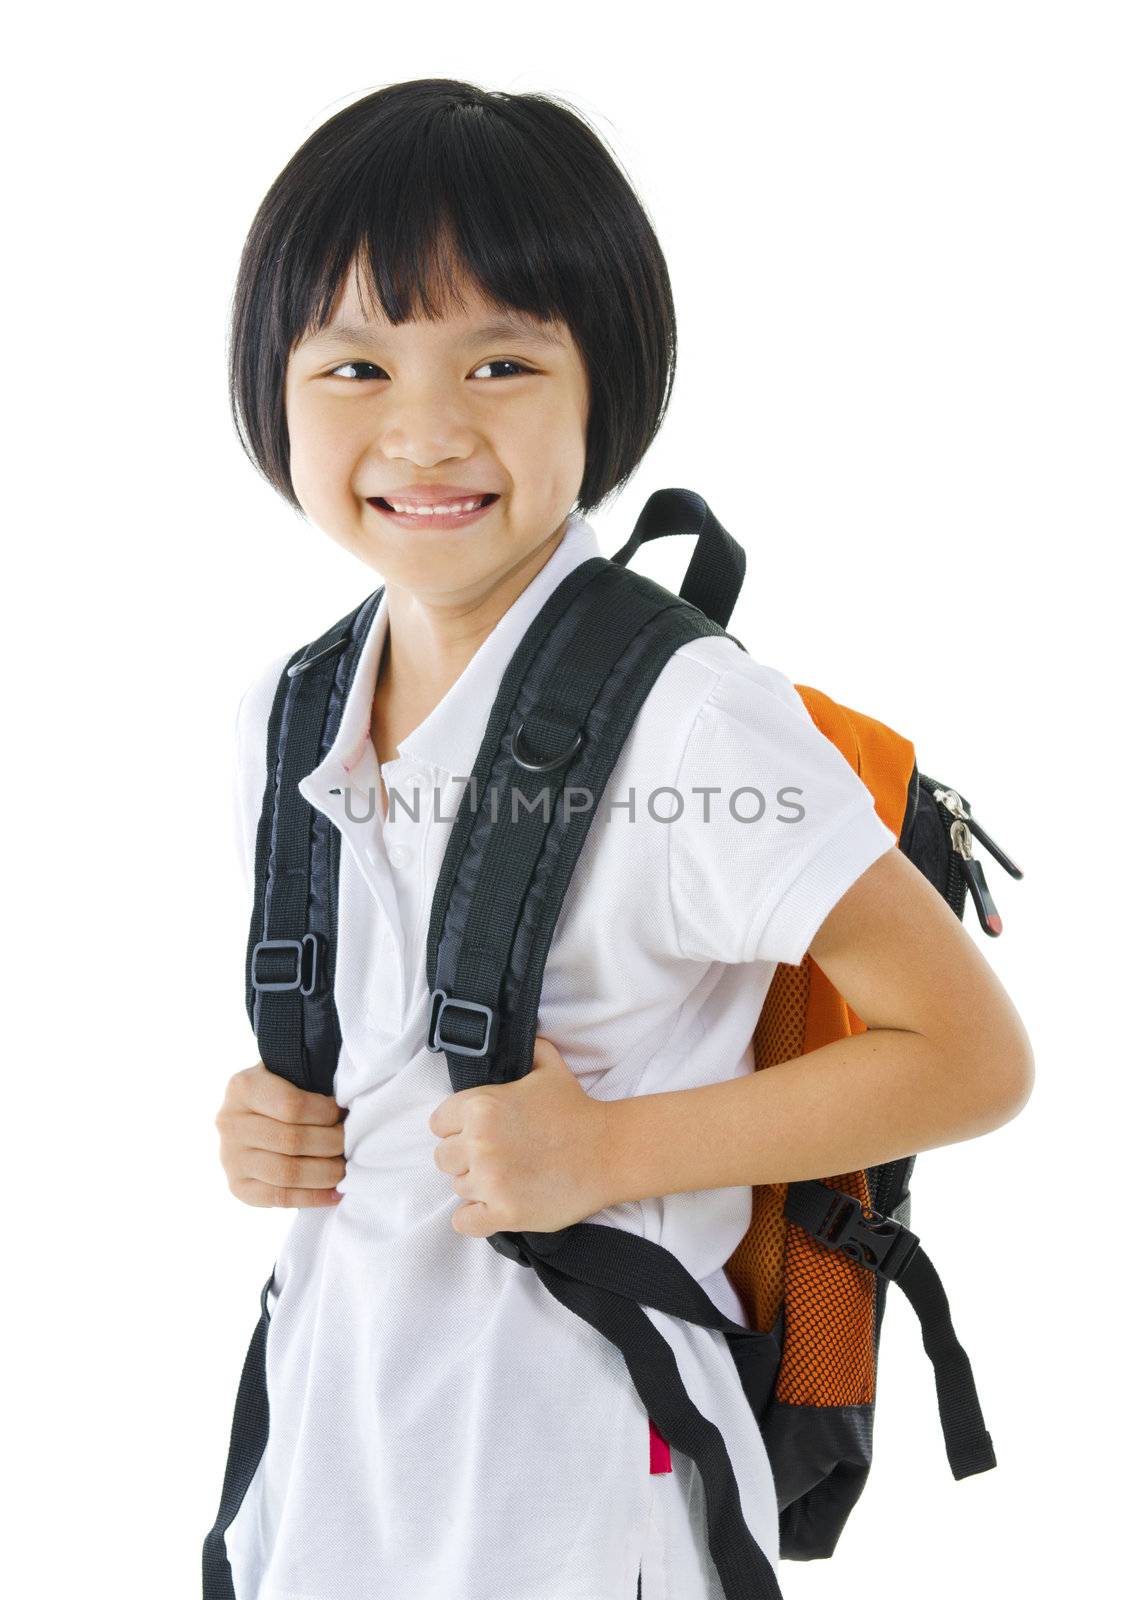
[203,488,1022,1600]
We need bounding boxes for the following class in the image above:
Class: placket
[300,744,410,1020]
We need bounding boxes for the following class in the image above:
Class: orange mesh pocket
[778,1171,877,1405]
[725,959,810,1331]
[724,954,879,1407]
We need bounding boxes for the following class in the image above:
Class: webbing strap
[505,1224,786,1599]
[894,1246,998,1477]
[783,1179,996,1480]
[201,1268,276,1599]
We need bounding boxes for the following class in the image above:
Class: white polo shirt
[222,509,897,1600]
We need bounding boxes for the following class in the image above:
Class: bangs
[286,131,583,346]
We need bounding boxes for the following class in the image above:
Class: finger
[229,1109,346,1159]
[229,1175,344,1209]
[432,1137,470,1178]
[452,1200,494,1237]
[239,1147,347,1194]
[241,1064,346,1126]
[531,1036,567,1070]
[427,1097,459,1138]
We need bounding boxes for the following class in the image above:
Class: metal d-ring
[510,714,584,773]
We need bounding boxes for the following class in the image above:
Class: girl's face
[284,259,591,609]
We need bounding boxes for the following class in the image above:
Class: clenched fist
[427,1036,612,1237]
[215,1062,347,1208]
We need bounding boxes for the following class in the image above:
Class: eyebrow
[300,313,566,351]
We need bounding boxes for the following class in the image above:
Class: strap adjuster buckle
[251,934,319,996]
[426,989,495,1056]
[814,1192,919,1281]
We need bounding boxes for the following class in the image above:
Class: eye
[471,359,535,379]
[327,361,384,380]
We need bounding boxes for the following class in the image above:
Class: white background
[4,3,1138,1595]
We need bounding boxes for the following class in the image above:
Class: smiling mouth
[370,493,499,514]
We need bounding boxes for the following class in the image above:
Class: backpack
[203,488,1023,1600]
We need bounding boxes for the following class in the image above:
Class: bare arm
[598,847,1035,1202]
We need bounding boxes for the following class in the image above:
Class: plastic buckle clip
[250,934,319,996]
[817,1193,920,1281]
[426,989,495,1057]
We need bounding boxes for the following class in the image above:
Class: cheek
[508,390,585,461]
[289,409,362,499]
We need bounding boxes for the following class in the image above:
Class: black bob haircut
[228,78,678,519]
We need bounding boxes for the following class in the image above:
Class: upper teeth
[388,497,488,515]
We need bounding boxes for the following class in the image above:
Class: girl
[208,78,1033,1600]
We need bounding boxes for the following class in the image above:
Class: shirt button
[389,845,412,869]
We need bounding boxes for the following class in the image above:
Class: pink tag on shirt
[649,1417,673,1474]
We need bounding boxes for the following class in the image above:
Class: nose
[375,383,480,468]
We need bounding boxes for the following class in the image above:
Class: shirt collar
[299,510,604,806]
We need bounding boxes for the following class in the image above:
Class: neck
[372,515,571,752]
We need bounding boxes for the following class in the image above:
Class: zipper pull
[963,814,1023,879]
[959,852,1002,937]
[933,788,1003,937]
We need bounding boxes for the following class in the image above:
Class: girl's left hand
[427,1036,612,1238]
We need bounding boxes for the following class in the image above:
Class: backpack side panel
[724,685,917,1560]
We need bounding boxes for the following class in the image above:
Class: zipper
[917,774,1022,937]
[933,783,1001,936]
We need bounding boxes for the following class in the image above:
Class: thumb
[531,1035,566,1070]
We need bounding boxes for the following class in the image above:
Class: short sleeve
[667,658,897,967]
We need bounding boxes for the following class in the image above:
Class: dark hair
[228,78,677,518]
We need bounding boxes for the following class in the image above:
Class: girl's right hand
[215,1062,347,1207]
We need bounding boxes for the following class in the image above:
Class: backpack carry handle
[608,487,746,630]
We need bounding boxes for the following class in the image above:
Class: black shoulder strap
[421,553,791,1599]
[424,554,734,1086]
[205,590,383,1594]
[244,585,384,1093]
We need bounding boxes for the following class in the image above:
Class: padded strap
[427,560,725,1085]
[245,588,384,1093]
